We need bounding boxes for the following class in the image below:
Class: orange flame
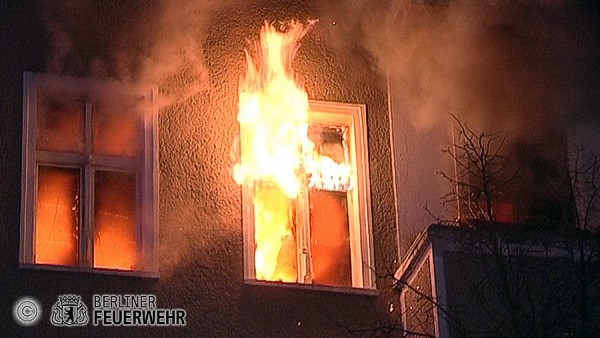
[234,22,312,198]
[234,21,352,282]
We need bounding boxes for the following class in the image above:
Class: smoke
[322,0,600,139]
[319,0,599,230]
[36,0,600,268]
[38,0,236,107]
[37,0,242,274]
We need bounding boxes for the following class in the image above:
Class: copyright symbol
[13,297,42,326]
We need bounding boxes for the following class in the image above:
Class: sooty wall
[0,1,398,336]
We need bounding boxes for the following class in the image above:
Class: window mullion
[243,183,256,280]
[36,151,86,166]
[90,155,138,170]
[82,102,94,268]
[296,186,312,284]
[21,73,37,264]
[135,162,143,271]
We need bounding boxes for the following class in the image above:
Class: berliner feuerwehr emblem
[50,294,89,326]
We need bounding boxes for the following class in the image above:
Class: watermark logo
[93,294,186,326]
[13,296,42,326]
[50,294,89,326]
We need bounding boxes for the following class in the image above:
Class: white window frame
[20,72,159,277]
[242,100,375,291]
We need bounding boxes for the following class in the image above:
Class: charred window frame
[242,100,375,291]
[20,72,159,277]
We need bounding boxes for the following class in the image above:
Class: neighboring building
[396,224,600,338]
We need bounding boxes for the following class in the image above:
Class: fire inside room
[233,22,373,289]
[27,19,373,290]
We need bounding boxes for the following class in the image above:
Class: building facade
[1,1,400,336]
[396,224,600,338]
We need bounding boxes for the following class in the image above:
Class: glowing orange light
[35,167,79,266]
[233,22,352,282]
[93,171,137,271]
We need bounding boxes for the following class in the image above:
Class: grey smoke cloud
[37,0,600,269]
[41,0,599,135]
[37,0,240,274]
[39,0,237,107]
[321,0,599,140]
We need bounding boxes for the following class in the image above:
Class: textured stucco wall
[0,1,399,336]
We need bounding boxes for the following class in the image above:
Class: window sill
[244,279,378,296]
[19,262,159,279]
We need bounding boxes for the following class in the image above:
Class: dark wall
[0,1,398,336]
[442,233,600,338]
[402,257,435,336]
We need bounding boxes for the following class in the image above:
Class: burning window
[20,73,158,276]
[234,23,374,289]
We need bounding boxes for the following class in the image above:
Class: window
[20,72,158,277]
[241,100,375,290]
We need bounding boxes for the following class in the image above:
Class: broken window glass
[310,190,352,287]
[93,170,137,270]
[308,126,352,287]
[35,166,80,265]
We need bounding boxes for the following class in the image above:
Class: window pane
[94,170,137,270]
[310,190,352,287]
[36,92,84,152]
[93,101,141,157]
[35,166,80,265]
[308,124,353,286]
